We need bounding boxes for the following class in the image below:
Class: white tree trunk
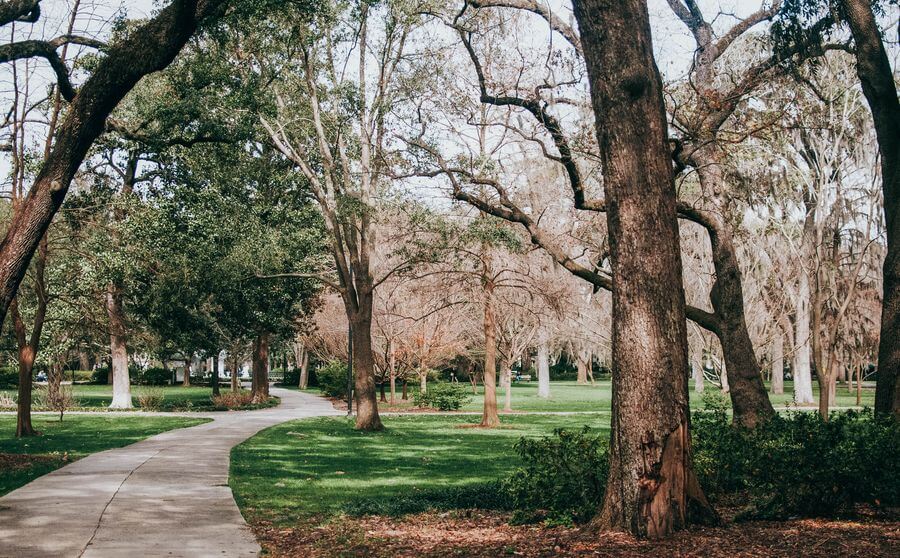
[106,289,132,409]
[691,355,704,393]
[793,271,815,404]
[419,369,427,394]
[720,361,730,393]
[537,341,550,398]
[771,330,784,395]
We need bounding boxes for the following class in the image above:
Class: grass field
[0,385,277,412]
[231,413,609,525]
[292,379,876,413]
[0,414,209,496]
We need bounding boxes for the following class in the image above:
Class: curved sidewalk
[0,387,340,557]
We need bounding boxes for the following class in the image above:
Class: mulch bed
[0,452,66,471]
[252,510,900,557]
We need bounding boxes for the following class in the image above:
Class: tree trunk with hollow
[574,0,716,537]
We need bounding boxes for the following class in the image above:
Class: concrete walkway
[0,388,341,558]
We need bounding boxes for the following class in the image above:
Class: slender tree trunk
[842,0,900,419]
[771,329,784,395]
[379,380,386,402]
[251,334,270,403]
[183,358,191,387]
[401,380,408,400]
[106,286,132,409]
[211,351,220,397]
[481,272,499,427]
[388,345,396,406]
[501,359,512,412]
[574,0,716,537]
[537,340,551,398]
[692,355,704,393]
[793,271,815,404]
[231,355,239,392]
[419,368,427,395]
[691,148,775,428]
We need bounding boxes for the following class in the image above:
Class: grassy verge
[0,385,279,412]
[0,414,209,496]
[283,379,875,413]
[230,413,609,526]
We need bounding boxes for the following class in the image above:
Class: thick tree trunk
[106,286,132,409]
[481,274,499,427]
[576,350,590,385]
[771,330,784,395]
[419,369,427,395]
[379,380,386,402]
[299,348,309,389]
[401,380,408,400]
[251,334,270,404]
[793,271,815,404]
[78,350,90,371]
[15,344,38,437]
[349,303,383,431]
[0,1,227,331]
[842,0,900,419]
[574,0,715,537]
[537,340,550,398]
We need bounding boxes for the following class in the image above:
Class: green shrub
[0,367,17,389]
[317,361,349,398]
[92,367,110,384]
[413,382,471,411]
[343,482,511,516]
[136,387,166,410]
[141,367,172,386]
[692,408,900,518]
[502,427,608,525]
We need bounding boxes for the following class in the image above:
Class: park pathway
[0,387,340,557]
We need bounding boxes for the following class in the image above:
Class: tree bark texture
[843,0,900,419]
[251,333,270,403]
[771,330,784,395]
[106,286,132,409]
[574,0,716,537]
[481,271,500,427]
[537,340,550,398]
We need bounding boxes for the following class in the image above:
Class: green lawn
[230,413,609,525]
[0,414,209,496]
[294,379,875,413]
[0,385,276,412]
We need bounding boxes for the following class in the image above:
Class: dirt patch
[252,510,900,557]
[0,452,66,472]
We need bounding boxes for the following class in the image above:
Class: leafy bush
[413,382,471,411]
[141,367,172,386]
[211,391,254,410]
[0,367,17,389]
[343,482,511,516]
[692,408,900,518]
[136,387,166,410]
[92,367,110,384]
[502,427,608,525]
[317,361,349,398]
[37,384,77,420]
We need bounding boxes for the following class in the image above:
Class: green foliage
[140,367,172,386]
[501,427,608,525]
[317,361,349,398]
[413,382,471,411]
[91,367,110,385]
[693,409,900,518]
[0,367,17,389]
